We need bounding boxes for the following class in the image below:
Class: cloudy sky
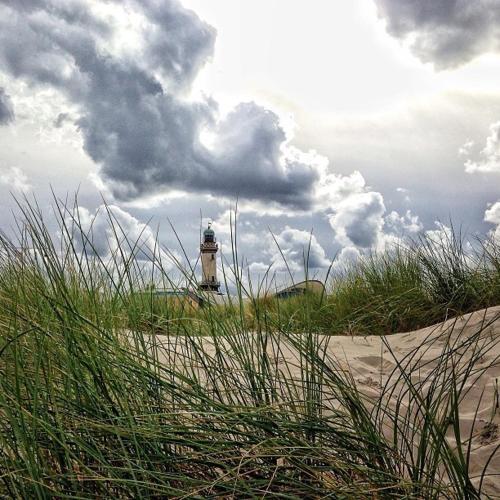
[1,0,500,283]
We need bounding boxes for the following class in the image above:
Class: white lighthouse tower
[199,222,220,293]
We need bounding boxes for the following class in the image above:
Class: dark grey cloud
[135,0,216,89]
[0,0,110,33]
[0,2,92,89]
[198,103,319,208]
[0,0,321,209]
[374,0,500,69]
[0,87,14,124]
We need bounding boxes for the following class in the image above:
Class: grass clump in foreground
[0,196,499,498]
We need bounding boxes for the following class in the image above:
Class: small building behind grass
[273,279,325,299]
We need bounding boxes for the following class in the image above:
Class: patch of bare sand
[150,306,500,496]
[325,307,500,496]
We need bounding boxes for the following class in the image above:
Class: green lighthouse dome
[203,223,215,243]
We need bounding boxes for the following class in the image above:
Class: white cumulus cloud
[0,166,32,193]
[464,121,500,174]
[485,201,500,242]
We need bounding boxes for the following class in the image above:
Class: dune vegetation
[1,195,499,498]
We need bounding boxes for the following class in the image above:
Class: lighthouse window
[211,254,214,260]
[211,276,214,282]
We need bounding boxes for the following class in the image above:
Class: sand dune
[152,306,500,496]
[319,307,500,496]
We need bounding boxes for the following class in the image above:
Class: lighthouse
[199,222,220,293]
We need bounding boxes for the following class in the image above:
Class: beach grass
[251,226,500,337]
[0,195,499,498]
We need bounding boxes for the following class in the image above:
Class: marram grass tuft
[0,195,499,498]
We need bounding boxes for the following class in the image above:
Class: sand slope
[153,306,500,496]
[319,307,500,496]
